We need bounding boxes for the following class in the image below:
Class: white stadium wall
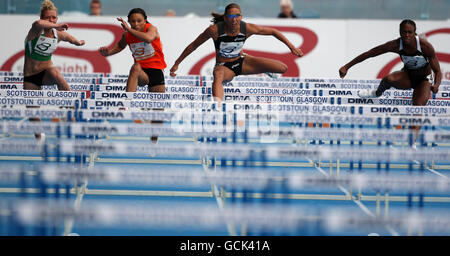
[0,15,448,80]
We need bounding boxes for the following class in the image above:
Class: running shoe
[265,72,280,79]
[37,133,46,158]
[357,89,377,98]
[149,136,158,157]
[36,133,46,143]
[150,136,158,144]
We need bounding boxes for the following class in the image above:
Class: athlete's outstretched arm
[57,31,85,46]
[339,40,396,78]
[27,19,68,41]
[170,26,214,77]
[429,55,442,93]
[117,17,158,43]
[99,33,127,57]
[32,19,68,31]
[421,40,442,93]
[246,23,303,57]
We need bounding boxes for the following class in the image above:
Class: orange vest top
[125,23,167,69]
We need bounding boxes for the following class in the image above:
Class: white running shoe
[37,133,46,142]
[265,72,280,79]
[150,136,158,144]
[411,142,417,151]
[357,89,377,98]
[37,133,46,158]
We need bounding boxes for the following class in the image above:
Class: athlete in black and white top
[169,3,303,102]
[339,19,442,148]
[339,19,442,103]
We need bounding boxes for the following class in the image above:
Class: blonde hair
[40,0,57,18]
[280,0,293,8]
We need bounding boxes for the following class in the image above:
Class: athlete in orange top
[99,8,166,144]
[99,8,167,93]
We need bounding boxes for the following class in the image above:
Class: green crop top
[24,28,58,61]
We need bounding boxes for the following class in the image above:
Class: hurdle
[1,73,449,236]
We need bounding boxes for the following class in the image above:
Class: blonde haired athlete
[24,0,85,90]
[24,0,85,140]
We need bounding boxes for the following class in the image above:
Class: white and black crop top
[399,35,429,70]
[214,21,247,58]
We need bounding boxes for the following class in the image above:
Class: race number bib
[219,41,244,58]
[130,42,155,60]
[34,35,58,56]
[401,55,428,70]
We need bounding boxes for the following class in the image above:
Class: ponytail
[211,12,224,24]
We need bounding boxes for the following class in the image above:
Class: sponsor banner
[0,83,22,90]
[389,116,450,127]
[0,75,96,84]
[89,91,331,103]
[2,99,449,117]
[88,92,450,106]
[77,100,450,116]
[1,106,449,126]
[218,80,450,90]
[222,88,450,99]
[92,84,203,93]
[91,91,211,101]
[339,97,450,106]
[3,73,449,88]
[82,99,216,111]
[4,82,450,102]
[81,99,354,113]
[206,77,450,85]
[0,84,91,90]
[0,89,84,99]
[363,105,450,116]
[0,76,23,83]
[0,97,76,107]
[0,108,69,119]
[103,77,201,85]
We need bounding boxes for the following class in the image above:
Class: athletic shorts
[403,65,431,88]
[142,68,165,91]
[216,55,245,76]
[24,70,46,87]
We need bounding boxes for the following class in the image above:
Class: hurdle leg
[376,192,381,217]
[240,223,247,236]
[384,192,389,219]
[336,158,340,176]
[329,158,333,176]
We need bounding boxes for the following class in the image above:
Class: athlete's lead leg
[410,79,432,148]
[241,55,288,76]
[359,71,412,98]
[212,65,235,102]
